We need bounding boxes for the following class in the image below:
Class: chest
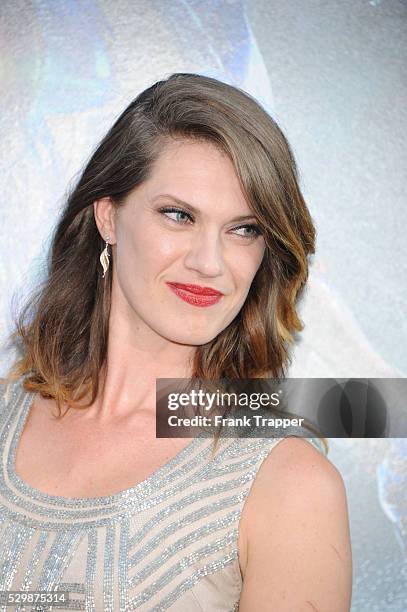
[2,392,245,611]
[10,394,249,580]
[14,399,193,498]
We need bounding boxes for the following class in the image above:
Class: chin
[160,321,222,346]
[169,331,219,347]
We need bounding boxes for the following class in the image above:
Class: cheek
[152,234,182,260]
[232,248,264,289]
[119,222,182,276]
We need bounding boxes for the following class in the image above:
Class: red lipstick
[166,282,224,307]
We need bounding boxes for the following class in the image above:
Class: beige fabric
[0,378,325,611]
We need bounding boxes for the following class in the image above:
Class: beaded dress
[0,378,326,611]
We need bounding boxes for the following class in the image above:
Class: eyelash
[158,206,262,240]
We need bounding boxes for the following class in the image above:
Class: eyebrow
[153,193,258,223]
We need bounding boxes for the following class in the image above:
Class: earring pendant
[100,237,110,278]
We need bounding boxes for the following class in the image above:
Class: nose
[183,228,224,277]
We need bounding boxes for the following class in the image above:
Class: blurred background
[0,0,406,608]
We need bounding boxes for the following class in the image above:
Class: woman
[0,73,352,610]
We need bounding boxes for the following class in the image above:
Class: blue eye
[158,206,262,240]
[232,224,262,239]
[159,207,193,224]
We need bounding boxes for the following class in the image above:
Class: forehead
[150,138,232,179]
[144,138,250,213]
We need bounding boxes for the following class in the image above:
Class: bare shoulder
[239,437,352,611]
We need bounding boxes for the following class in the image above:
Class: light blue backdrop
[0,1,406,609]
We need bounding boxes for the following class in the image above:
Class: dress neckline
[5,377,204,511]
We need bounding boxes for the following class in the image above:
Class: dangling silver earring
[100,236,110,278]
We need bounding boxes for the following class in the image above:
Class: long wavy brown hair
[3,73,327,455]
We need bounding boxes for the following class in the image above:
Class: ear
[93,197,117,243]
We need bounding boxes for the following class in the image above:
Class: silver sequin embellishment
[0,377,326,610]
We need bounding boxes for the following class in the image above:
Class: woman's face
[109,138,266,346]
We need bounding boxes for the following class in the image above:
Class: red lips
[166,282,223,296]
